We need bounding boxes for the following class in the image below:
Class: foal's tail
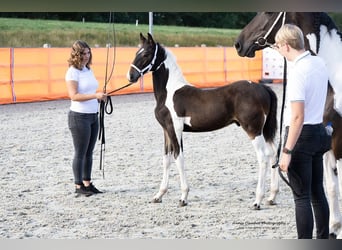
[263,85,278,143]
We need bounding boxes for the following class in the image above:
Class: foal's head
[127,33,159,83]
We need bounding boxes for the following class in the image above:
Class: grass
[0,17,240,48]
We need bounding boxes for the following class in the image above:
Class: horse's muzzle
[126,69,140,83]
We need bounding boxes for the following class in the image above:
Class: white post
[149,12,153,35]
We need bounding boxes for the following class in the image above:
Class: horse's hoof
[253,203,261,210]
[267,200,277,206]
[178,200,188,207]
[151,198,162,203]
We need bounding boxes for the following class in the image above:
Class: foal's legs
[152,125,189,206]
[323,150,342,238]
[152,153,172,203]
[266,141,279,205]
[174,149,189,206]
[251,135,274,209]
[173,120,190,206]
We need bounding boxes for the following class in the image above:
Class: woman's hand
[279,153,291,173]
[96,92,107,101]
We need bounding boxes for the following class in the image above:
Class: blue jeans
[68,111,99,185]
[285,124,330,239]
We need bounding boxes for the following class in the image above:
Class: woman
[65,40,106,197]
[276,24,330,238]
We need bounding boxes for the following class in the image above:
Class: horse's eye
[142,51,151,58]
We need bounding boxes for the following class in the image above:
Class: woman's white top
[284,51,329,126]
[65,66,99,113]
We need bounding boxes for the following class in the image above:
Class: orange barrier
[0,47,262,104]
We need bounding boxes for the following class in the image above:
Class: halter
[255,12,286,47]
[130,44,161,76]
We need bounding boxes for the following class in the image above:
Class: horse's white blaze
[137,47,145,55]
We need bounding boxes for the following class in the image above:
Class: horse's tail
[262,85,278,142]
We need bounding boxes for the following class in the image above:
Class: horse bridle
[255,12,287,47]
[130,44,164,76]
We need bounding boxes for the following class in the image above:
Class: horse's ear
[147,33,155,44]
[140,33,146,43]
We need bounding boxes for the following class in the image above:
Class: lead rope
[272,57,287,169]
[98,12,116,178]
[273,58,302,197]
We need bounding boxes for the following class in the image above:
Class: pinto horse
[235,12,342,238]
[127,33,279,209]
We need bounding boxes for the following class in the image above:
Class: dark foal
[128,33,279,209]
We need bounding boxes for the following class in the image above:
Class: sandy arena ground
[0,83,302,239]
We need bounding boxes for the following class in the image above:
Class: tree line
[1,12,341,30]
[0,12,256,29]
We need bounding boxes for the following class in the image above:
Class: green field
[0,17,241,48]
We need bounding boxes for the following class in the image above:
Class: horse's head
[235,12,286,58]
[235,12,324,58]
[127,33,159,83]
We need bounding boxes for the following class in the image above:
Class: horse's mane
[313,12,342,53]
[161,45,190,86]
[316,13,339,32]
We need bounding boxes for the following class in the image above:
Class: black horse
[235,12,342,238]
[127,33,279,209]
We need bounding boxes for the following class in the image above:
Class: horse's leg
[251,135,270,210]
[152,131,172,203]
[152,122,189,206]
[266,141,279,205]
[174,149,189,207]
[335,158,342,239]
[323,150,342,238]
[173,120,189,207]
[152,153,172,203]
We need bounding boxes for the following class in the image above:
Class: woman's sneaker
[86,183,103,194]
[75,184,93,197]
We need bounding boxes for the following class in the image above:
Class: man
[275,24,330,239]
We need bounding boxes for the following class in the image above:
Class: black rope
[272,57,287,168]
[98,97,113,178]
[98,12,116,178]
[107,82,134,95]
[98,12,136,178]
[273,57,302,197]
